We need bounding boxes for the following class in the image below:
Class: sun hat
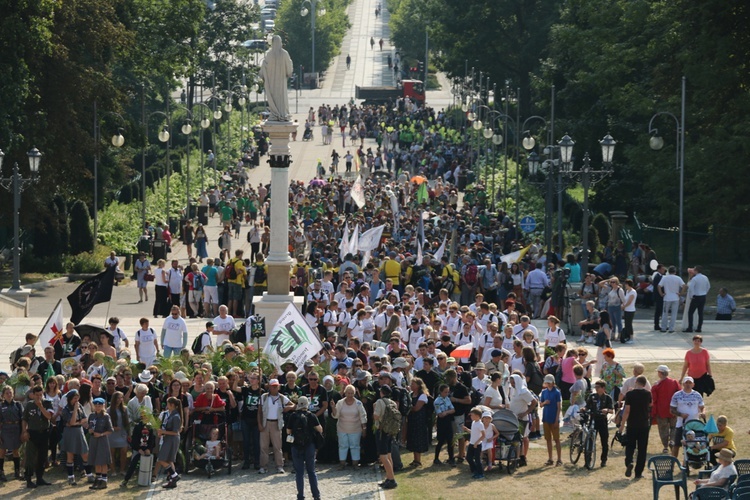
[138,370,153,383]
[296,396,309,410]
[715,449,735,462]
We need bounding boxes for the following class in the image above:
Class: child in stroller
[192,428,223,475]
[682,420,711,473]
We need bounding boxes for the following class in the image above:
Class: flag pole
[36,299,63,348]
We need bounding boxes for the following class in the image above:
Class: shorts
[674,426,684,446]
[518,420,530,438]
[375,430,392,455]
[543,422,560,441]
[189,290,203,304]
[228,283,243,301]
[203,285,218,304]
[453,415,465,435]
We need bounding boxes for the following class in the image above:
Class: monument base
[253,292,304,332]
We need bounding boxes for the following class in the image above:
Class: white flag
[361,249,372,268]
[38,299,64,349]
[349,224,360,255]
[416,239,423,266]
[263,303,325,369]
[351,175,366,208]
[433,235,447,262]
[358,224,386,252]
[499,245,532,265]
[339,223,350,259]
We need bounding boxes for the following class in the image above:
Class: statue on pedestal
[260,35,293,122]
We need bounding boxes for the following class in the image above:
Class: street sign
[520,216,537,233]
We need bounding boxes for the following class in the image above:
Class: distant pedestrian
[370,37,375,50]
[346,54,351,69]
[715,288,736,320]
[379,38,384,50]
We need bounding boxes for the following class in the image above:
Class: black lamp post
[559,133,616,271]
[0,147,42,290]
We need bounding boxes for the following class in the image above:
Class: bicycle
[568,409,598,470]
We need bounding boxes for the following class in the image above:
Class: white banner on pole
[351,175,366,208]
[263,303,325,369]
[358,224,385,252]
[433,235,447,262]
[339,222,350,259]
[349,224,360,255]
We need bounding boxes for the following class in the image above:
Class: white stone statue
[260,35,293,122]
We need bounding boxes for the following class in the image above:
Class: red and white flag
[38,299,64,347]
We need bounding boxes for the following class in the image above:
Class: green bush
[63,246,111,274]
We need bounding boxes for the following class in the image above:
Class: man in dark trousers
[619,375,652,479]
[586,380,614,467]
[22,386,54,488]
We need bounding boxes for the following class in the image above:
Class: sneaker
[446,458,456,466]
[625,464,633,477]
[475,474,485,479]
[258,468,267,474]
[276,468,285,474]
[433,459,443,466]
[683,328,693,333]
[381,479,398,489]
[87,474,96,483]
[625,339,634,344]
[600,460,607,467]
[68,477,77,486]
[120,480,128,488]
[27,480,37,489]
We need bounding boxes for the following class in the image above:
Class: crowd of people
[1,98,743,498]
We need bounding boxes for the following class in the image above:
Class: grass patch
[389,362,750,499]
[0,271,62,289]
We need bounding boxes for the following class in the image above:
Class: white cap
[657,365,670,373]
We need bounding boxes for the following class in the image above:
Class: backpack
[254,264,267,284]
[392,386,412,417]
[464,263,479,286]
[193,272,205,291]
[379,397,402,437]
[295,265,308,288]
[191,331,209,355]
[226,260,238,280]
[291,411,323,449]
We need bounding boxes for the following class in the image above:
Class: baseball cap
[446,357,456,363]
[304,359,315,368]
[206,321,214,328]
[93,398,106,405]
[482,411,493,418]
[544,374,556,385]
[491,349,502,358]
[657,365,670,373]
[683,376,694,383]
[268,379,280,386]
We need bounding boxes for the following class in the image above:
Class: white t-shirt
[513,324,539,341]
[501,335,516,352]
[135,328,157,359]
[623,288,638,312]
[108,326,128,351]
[162,316,188,348]
[472,375,489,395]
[361,317,375,343]
[477,334,496,363]
[545,327,566,347]
[405,329,424,357]
[484,386,505,408]
[660,274,685,302]
[469,419,484,446]
[347,318,364,343]
[670,390,704,427]
[213,315,236,345]
[509,388,535,417]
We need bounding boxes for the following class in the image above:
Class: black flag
[67,266,116,324]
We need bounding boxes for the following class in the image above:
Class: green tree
[69,199,94,254]
[275,0,351,78]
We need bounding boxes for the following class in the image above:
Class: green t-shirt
[221,205,233,221]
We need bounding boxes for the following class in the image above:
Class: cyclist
[585,380,614,467]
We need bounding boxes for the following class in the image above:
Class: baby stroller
[682,419,711,475]
[492,409,522,474]
[302,127,314,141]
[187,416,232,477]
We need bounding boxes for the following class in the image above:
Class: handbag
[594,330,610,348]
[144,273,155,282]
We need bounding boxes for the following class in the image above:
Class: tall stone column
[253,120,303,325]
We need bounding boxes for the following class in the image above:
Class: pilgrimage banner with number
[263,303,324,369]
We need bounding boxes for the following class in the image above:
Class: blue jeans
[242,418,260,466]
[292,442,320,500]
[162,346,181,358]
[337,431,362,461]
[607,305,623,334]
